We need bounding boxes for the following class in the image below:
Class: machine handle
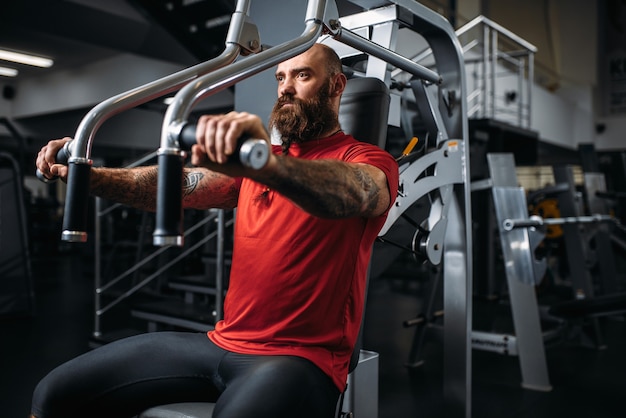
[33,139,92,242]
[153,150,186,247]
[61,160,92,243]
[178,123,270,170]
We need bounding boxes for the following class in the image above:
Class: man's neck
[317,124,343,139]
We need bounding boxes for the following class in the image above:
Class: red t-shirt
[208,131,399,390]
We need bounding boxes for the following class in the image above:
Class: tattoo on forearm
[89,166,240,212]
[182,169,240,209]
[89,166,159,212]
[264,158,381,218]
[183,171,204,197]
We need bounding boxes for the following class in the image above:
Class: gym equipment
[331,5,472,416]
[405,153,552,391]
[472,154,552,391]
[474,155,626,361]
[540,165,625,347]
[40,0,262,242]
[475,153,551,391]
[46,0,473,416]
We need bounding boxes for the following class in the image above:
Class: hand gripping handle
[33,140,91,242]
[178,123,269,170]
[153,123,270,247]
[35,141,72,183]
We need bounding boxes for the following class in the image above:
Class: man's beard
[268,82,338,155]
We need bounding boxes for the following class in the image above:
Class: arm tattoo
[351,164,381,214]
[183,171,204,197]
[90,166,159,212]
[262,158,382,218]
[182,169,240,209]
[90,166,238,212]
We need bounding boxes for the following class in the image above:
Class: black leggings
[31,331,340,418]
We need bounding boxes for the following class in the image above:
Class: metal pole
[490,28,497,119]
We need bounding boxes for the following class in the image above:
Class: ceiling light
[0,49,53,68]
[0,66,18,77]
[205,15,231,30]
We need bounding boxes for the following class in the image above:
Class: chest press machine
[46,0,473,417]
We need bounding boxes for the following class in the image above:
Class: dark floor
[1,249,626,418]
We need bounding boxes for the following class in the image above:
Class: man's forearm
[89,166,239,212]
[256,155,388,219]
[90,166,159,211]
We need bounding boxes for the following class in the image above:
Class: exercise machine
[403,152,553,392]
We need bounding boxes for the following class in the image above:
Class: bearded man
[32,43,398,418]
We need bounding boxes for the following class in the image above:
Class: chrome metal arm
[333,25,442,85]
[59,0,257,242]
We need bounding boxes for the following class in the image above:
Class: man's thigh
[214,354,340,418]
[31,331,223,418]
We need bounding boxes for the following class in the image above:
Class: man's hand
[36,137,72,182]
[191,111,270,176]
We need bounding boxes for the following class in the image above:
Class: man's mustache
[276,94,299,108]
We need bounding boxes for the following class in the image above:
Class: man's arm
[189,112,391,219]
[253,155,390,219]
[90,166,239,212]
[35,137,239,211]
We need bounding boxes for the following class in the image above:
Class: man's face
[269,46,339,151]
[268,79,336,149]
[274,46,330,103]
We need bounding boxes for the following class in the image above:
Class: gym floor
[1,249,625,418]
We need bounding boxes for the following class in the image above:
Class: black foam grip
[61,162,91,238]
[179,124,198,150]
[154,153,184,241]
[177,123,268,169]
[56,142,71,165]
[338,77,390,149]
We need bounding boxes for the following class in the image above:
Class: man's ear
[331,73,347,97]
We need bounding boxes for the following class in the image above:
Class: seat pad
[139,402,215,418]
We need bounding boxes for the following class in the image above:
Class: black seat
[339,76,390,149]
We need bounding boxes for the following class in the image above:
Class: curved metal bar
[69,0,257,162]
[70,48,241,164]
[60,0,258,242]
[69,0,258,161]
[379,140,465,236]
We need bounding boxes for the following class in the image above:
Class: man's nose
[278,78,296,96]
